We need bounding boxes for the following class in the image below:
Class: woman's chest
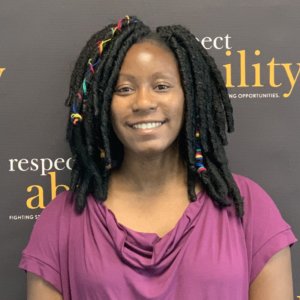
[103,194,191,238]
[62,203,249,299]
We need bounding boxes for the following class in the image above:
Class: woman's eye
[155,84,170,91]
[114,86,132,94]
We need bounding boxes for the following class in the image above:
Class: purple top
[19,174,297,299]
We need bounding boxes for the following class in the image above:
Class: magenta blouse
[19,174,297,299]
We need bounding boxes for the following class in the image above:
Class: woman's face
[111,41,185,157]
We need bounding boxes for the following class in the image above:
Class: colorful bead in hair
[71,113,83,125]
[88,59,95,74]
[70,99,83,125]
[70,15,137,125]
[195,129,207,173]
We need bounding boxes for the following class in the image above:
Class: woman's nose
[132,87,157,112]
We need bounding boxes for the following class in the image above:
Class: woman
[19,15,297,299]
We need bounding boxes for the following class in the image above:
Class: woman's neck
[111,147,187,197]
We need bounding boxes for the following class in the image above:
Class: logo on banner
[198,34,299,99]
[224,49,299,99]
[8,157,72,221]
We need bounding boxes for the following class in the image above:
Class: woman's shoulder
[19,191,76,294]
[232,172,264,192]
[231,174,297,283]
[43,190,74,211]
[231,173,276,212]
[232,172,285,212]
[232,172,296,249]
[231,173,283,221]
[20,191,77,261]
[35,190,76,227]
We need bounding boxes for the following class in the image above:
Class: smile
[132,122,164,129]
[129,121,165,129]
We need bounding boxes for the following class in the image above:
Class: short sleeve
[234,174,298,283]
[18,191,70,293]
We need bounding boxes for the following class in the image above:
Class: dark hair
[65,16,244,217]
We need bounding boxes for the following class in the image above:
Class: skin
[106,41,192,237]
[27,272,62,300]
[111,41,185,159]
[26,41,294,299]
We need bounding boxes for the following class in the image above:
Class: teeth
[132,122,163,129]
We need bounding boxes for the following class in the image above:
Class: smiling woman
[19,15,297,300]
[111,41,185,158]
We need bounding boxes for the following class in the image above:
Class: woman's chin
[125,143,178,159]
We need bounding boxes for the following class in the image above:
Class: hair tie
[195,129,207,173]
[88,59,95,73]
[71,113,83,125]
[97,38,112,55]
[82,79,88,96]
[72,102,78,113]
[111,27,117,36]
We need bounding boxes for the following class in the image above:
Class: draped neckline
[97,191,205,272]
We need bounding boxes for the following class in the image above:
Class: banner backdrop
[0,0,299,298]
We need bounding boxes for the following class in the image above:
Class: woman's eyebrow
[118,73,136,80]
[118,72,177,80]
[151,72,176,80]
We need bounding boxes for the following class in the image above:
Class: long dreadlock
[65,15,244,217]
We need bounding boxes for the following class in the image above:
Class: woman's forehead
[116,41,181,81]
